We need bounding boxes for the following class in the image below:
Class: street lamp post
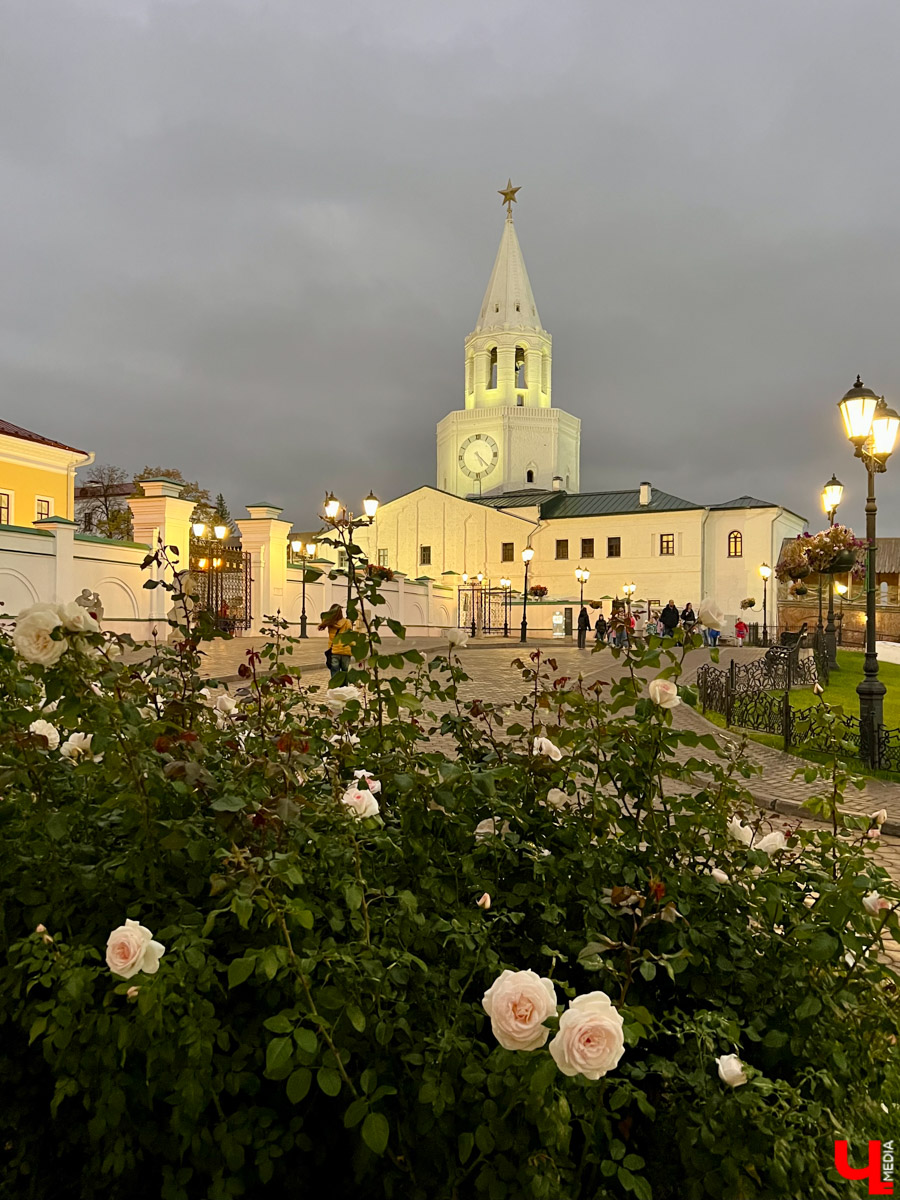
[821,474,844,668]
[835,581,848,645]
[758,564,771,645]
[838,376,900,767]
[500,577,511,637]
[575,566,590,606]
[321,490,379,616]
[290,538,318,638]
[520,547,534,643]
[623,582,636,618]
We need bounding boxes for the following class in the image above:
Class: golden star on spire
[498,178,521,216]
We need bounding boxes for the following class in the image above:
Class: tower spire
[498,178,521,218]
[475,185,543,333]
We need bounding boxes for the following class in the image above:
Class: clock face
[458,434,499,480]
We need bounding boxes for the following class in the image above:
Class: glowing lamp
[363,490,379,519]
[871,402,900,461]
[214,524,228,541]
[758,563,771,582]
[291,538,303,553]
[838,376,879,446]
[522,547,535,564]
[192,522,206,538]
[821,474,844,515]
[324,492,340,520]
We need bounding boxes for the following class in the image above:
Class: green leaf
[807,931,839,961]
[265,1037,293,1075]
[344,884,363,911]
[361,1112,389,1156]
[458,1131,474,1164]
[286,1068,312,1104]
[639,961,656,981]
[475,1124,495,1154]
[294,1027,318,1056]
[211,794,245,812]
[317,1067,342,1097]
[346,1004,366,1032]
[343,1098,369,1128]
[795,994,822,1020]
[263,1014,294,1035]
[227,956,255,989]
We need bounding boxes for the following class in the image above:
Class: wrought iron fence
[457,586,514,636]
[188,540,253,632]
[698,646,900,770]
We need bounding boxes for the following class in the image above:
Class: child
[734,618,748,648]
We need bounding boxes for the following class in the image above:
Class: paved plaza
[184,634,900,867]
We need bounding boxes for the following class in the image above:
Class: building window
[526,469,534,483]
[581,538,594,559]
[420,545,431,566]
[337,550,348,569]
[488,348,498,389]
[607,537,621,558]
[0,492,9,525]
[515,346,526,388]
[83,510,94,533]
[660,534,675,556]
[377,549,388,568]
[555,539,568,560]
[36,498,51,521]
[501,542,514,562]
[728,530,742,557]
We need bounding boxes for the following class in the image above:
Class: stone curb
[750,792,899,839]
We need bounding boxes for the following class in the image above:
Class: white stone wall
[437,407,580,497]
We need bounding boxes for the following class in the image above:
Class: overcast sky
[3,0,900,533]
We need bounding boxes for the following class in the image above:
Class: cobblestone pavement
[179,633,900,886]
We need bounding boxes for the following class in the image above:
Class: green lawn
[789,648,900,726]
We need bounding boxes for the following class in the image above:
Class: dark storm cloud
[2,0,900,531]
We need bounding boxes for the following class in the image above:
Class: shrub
[0,565,897,1199]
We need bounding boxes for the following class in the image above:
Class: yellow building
[0,419,93,526]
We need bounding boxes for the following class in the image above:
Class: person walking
[734,618,748,648]
[577,606,590,649]
[680,602,696,632]
[318,604,353,679]
[594,613,607,643]
[660,600,680,637]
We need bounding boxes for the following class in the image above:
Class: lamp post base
[858,676,885,769]
[300,613,308,639]
[520,620,528,644]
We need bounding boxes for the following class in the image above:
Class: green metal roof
[537,488,700,519]
[471,489,557,509]
[708,496,778,510]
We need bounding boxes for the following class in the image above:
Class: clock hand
[475,451,489,468]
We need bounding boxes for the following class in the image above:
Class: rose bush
[0,559,898,1200]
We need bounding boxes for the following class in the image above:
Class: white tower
[437,183,581,497]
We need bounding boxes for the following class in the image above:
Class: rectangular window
[337,549,348,569]
[36,498,51,521]
[607,537,621,558]
[555,539,568,560]
[377,549,388,567]
[501,542,514,562]
[660,534,675,556]
[420,545,431,566]
[0,492,9,525]
[581,538,594,558]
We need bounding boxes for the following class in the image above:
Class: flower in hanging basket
[529,584,548,599]
[802,526,867,575]
[739,598,756,610]
[790,583,808,598]
[776,536,813,583]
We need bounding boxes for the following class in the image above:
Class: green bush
[0,567,897,1200]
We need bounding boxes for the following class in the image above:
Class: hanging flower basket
[791,584,809,597]
[789,566,811,581]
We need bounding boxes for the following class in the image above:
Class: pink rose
[862,891,890,916]
[105,919,166,979]
[482,969,557,1051]
[548,991,625,1080]
[648,679,680,709]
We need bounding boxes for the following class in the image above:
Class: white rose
[648,678,680,709]
[474,817,510,841]
[476,892,491,910]
[715,1053,748,1088]
[60,732,102,762]
[697,598,725,632]
[328,732,361,748]
[727,818,753,846]
[214,693,238,716]
[544,788,570,809]
[532,737,562,761]
[862,891,890,915]
[482,969,557,1051]
[28,719,60,749]
[352,769,381,795]
[756,831,787,855]
[871,809,888,827]
[105,918,166,979]
[58,601,100,634]
[322,685,364,712]
[548,991,626,1080]
[710,868,730,884]
[341,786,379,820]
[440,627,469,649]
[13,606,67,667]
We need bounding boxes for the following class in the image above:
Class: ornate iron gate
[189,540,253,632]
[456,585,513,635]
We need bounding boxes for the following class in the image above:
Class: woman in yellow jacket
[318,605,353,679]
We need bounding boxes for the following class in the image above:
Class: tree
[213,493,232,531]
[133,467,214,526]
[76,464,134,540]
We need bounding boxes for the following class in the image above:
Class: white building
[357,190,806,631]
